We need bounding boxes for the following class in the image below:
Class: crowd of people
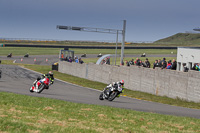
[124,57,177,70]
[61,53,84,64]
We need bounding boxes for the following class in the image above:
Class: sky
[0,0,200,42]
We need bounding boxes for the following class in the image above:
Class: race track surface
[0,64,199,119]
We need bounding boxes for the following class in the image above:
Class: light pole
[57,20,126,65]
[121,20,126,65]
[115,30,118,65]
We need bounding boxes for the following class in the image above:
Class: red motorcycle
[30,77,51,93]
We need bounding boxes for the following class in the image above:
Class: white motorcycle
[99,83,123,101]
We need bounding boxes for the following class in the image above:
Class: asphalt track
[0,64,200,119]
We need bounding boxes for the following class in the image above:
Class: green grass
[0,47,177,55]
[155,33,200,46]
[2,60,199,110]
[0,92,200,133]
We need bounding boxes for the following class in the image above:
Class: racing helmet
[49,71,53,76]
[120,80,124,85]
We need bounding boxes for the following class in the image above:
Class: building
[177,47,200,71]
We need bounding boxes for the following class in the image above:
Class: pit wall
[59,61,200,103]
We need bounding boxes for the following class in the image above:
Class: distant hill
[154,33,200,46]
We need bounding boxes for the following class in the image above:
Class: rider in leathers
[110,80,125,97]
[41,71,54,85]
[34,71,54,91]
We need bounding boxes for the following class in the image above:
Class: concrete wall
[59,61,200,103]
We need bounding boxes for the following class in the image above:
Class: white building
[177,47,200,71]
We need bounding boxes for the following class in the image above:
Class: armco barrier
[58,61,200,102]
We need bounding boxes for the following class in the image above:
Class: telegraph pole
[120,20,126,65]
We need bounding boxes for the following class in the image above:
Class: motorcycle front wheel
[99,92,104,100]
[37,84,45,93]
[108,92,118,101]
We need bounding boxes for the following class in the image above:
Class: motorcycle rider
[111,80,125,97]
[33,71,54,91]
[41,71,54,85]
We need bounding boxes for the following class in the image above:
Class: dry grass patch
[0,115,8,118]
[68,118,78,121]
[27,129,40,133]
[98,114,107,118]
[37,118,53,124]
[80,108,93,111]
[43,106,54,111]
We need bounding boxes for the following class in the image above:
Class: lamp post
[57,20,126,65]
[121,20,126,65]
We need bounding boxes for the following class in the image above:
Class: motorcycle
[29,76,51,93]
[99,83,123,101]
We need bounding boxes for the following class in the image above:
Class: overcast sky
[0,0,200,42]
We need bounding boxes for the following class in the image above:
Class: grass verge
[0,47,177,55]
[1,60,200,109]
[0,92,200,133]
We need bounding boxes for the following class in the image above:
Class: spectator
[125,60,130,67]
[68,57,72,63]
[61,53,64,59]
[64,57,68,61]
[166,60,172,69]
[183,64,188,72]
[192,63,199,71]
[105,57,110,65]
[75,56,79,63]
[171,59,177,70]
[158,59,162,67]
[79,58,84,64]
[129,59,134,65]
[141,60,147,67]
[134,58,139,65]
[145,58,150,68]
[137,60,142,66]
[161,58,167,69]
[196,63,200,71]
[153,60,159,69]
[136,59,141,66]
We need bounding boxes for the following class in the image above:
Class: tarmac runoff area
[0,54,176,65]
[0,64,199,119]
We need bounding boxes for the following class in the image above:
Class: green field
[0,92,200,133]
[0,47,177,55]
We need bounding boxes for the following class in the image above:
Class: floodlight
[72,27,82,31]
[57,25,70,30]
